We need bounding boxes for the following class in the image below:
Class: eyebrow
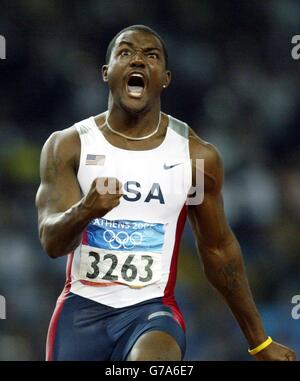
[117,41,162,52]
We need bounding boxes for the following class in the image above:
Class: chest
[86,151,189,196]
[78,151,191,223]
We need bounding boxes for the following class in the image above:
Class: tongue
[128,86,143,94]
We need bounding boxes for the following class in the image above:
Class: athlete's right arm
[35,128,122,258]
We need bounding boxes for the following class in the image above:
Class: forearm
[39,200,92,258]
[201,238,267,348]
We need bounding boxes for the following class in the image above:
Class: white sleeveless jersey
[65,114,192,308]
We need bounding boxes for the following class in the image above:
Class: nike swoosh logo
[163,163,183,170]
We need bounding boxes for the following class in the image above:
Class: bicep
[35,132,82,222]
[188,191,234,251]
[188,136,235,250]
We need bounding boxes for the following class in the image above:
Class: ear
[163,70,171,89]
[102,65,109,82]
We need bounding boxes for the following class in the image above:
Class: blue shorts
[46,292,186,361]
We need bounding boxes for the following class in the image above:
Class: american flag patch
[85,154,105,166]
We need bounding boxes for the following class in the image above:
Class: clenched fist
[82,177,123,219]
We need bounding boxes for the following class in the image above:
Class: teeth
[128,86,143,94]
[131,73,143,78]
[128,73,144,82]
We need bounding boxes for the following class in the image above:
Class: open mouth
[126,73,145,98]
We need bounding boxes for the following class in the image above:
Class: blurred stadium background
[0,0,299,360]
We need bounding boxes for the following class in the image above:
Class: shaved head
[106,25,168,68]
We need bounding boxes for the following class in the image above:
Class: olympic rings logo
[103,230,143,249]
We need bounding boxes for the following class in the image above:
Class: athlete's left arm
[187,132,296,361]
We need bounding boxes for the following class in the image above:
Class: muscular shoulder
[40,126,80,179]
[188,127,224,193]
[41,126,80,168]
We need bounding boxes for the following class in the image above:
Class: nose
[130,51,145,68]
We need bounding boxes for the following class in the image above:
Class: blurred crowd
[0,0,299,360]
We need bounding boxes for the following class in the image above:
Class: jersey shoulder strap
[168,115,189,140]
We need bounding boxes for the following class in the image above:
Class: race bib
[79,218,165,288]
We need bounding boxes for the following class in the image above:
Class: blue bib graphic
[87,218,165,252]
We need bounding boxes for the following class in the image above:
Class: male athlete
[36,25,296,361]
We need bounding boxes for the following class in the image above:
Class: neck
[107,98,162,139]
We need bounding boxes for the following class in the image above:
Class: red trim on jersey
[45,251,74,361]
[82,228,88,245]
[163,204,188,331]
